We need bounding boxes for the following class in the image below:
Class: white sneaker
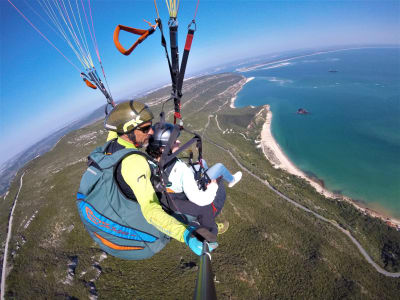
[228,171,242,188]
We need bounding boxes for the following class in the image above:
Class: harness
[155,115,211,193]
[77,137,206,260]
[76,140,170,260]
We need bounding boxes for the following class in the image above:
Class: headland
[258,103,400,229]
[230,77,254,108]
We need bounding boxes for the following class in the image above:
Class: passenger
[146,122,241,234]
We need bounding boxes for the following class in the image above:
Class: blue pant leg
[206,163,234,183]
[201,159,209,170]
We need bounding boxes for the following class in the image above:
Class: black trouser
[169,181,226,235]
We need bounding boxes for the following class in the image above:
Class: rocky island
[297,108,309,114]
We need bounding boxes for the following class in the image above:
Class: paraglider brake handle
[194,227,217,243]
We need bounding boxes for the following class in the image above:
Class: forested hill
[1,73,399,299]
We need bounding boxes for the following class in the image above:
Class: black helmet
[104,100,154,134]
[149,122,180,147]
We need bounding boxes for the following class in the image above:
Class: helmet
[149,122,180,147]
[104,101,154,134]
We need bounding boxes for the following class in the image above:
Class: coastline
[259,104,400,229]
[236,46,398,73]
[230,77,255,108]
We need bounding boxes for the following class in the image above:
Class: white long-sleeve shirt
[167,159,218,206]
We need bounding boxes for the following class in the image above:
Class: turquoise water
[235,48,400,218]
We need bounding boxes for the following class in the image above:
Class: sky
[1,0,399,165]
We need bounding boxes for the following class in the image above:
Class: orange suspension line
[154,0,160,19]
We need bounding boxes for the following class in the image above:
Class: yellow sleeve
[107,131,118,141]
[121,154,187,242]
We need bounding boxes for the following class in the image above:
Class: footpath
[1,172,25,300]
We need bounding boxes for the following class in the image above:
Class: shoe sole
[217,220,230,235]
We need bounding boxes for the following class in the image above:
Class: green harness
[76,140,170,260]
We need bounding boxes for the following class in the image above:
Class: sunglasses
[136,124,152,133]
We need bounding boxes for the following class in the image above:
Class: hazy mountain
[1,74,399,299]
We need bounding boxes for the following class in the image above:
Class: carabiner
[188,20,197,31]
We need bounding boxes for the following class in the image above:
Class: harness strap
[159,126,191,169]
[157,19,175,92]
[188,160,211,191]
[168,19,182,124]
[164,157,178,178]
[158,19,197,125]
[89,139,156,170]
[156,123,211,192]
[169,20,179,94]
[173,100,182,124]
[156,19,181,124]
[113,24,157,56]
[176,27,195,98]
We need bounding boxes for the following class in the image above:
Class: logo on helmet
[123,116,143,133]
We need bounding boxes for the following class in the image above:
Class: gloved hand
[183,226,218,256]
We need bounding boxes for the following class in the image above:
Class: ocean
[234,48,400,218]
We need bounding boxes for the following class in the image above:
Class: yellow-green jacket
[107,132,187,242]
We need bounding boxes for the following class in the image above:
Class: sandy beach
[230,77,255,108]
[259,105,400,229]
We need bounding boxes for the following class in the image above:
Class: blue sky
[1,0,399,165]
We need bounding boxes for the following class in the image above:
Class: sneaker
[217,221,229,235]
[228,171,242,188]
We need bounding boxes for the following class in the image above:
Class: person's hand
[171,140,181,153]
[183,227,218,256]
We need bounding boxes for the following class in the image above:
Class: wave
[259,76,293,86]
[236,61,293,72]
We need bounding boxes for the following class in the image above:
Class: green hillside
[1,73,399,299]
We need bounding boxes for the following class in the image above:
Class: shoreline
[236,46,398,73]
[230,77,255,108]
[259,104,400,229]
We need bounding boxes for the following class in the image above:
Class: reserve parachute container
[76,141,170,260]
